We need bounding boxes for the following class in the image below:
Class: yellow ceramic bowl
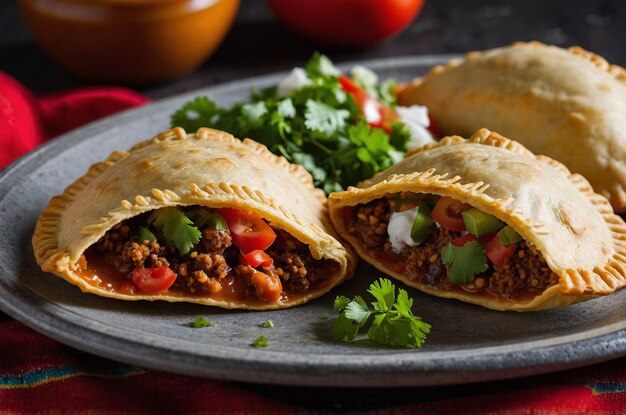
[19,0,240,84]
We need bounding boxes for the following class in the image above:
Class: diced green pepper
[137,226,156,243]
[461,208,505,237]
[410,203,436,244]
[497,225,522,247]
[187,210,228,231]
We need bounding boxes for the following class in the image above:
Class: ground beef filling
[349,198,559,300]
[92,211,332,301]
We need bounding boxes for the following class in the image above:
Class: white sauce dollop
[276,68,312,98]
[396,105,435,148]
[387,206,419,253]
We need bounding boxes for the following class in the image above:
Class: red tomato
[132,266,176,294]
[240,250,274,268]
[338,76,398,132]
[431,197,471,231]
[486,236,517,267]
[219,208,277,253]
[267,0,425,48]
[451,232,496,247]
[451,233,477,247]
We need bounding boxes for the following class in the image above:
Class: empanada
[397,42,626,212]
[328,129,626,311]
[33,127,356,309]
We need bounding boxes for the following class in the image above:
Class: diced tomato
[240,250,274,267]
[451,233,477,247]
[486,235,517,266]
[338,75,398,132]
[132,266,176,294]
[431,197,471,231]
[452,232,497,247]
[219,208,277,253]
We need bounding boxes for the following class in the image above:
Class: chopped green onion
[462,208,505,237]
[261,320,274,328]
[497,225,523,247]
[410,203,436,244]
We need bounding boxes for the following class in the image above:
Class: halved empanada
[329,129,626,311]
[33,127,356,309]
[397,42,626,212]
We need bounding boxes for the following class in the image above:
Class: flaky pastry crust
[397,41,626,212]
[329,129,626,311]
[32,127,356,309]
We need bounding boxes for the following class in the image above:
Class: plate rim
[2,54,626,387]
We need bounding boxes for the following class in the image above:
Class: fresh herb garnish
[170,53,411,194]
[190,317,212,328]
[261,319,274,328]
[319,312,329,320]
[252,336,269,348]
[332,278,430,348]
[441,241,489,284]
[148,207,201,255]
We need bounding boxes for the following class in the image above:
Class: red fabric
[0,71,149,169]
[2,70,626,414]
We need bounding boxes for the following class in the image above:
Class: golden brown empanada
[33,127,356,309]
[397,41,626,212]
[328,129,626,311]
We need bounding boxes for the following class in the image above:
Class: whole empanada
[328,129,626,311]
[397,42,626,212]
[33,127,356,309]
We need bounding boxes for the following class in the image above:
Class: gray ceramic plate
[2,56,626,388]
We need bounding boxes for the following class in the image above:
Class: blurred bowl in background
[267,0,425,49]
[18,0,240,85]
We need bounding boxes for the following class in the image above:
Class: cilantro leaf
[367,278,395,312]
[332,278,431,349]
[344,297,371,325]
[169,53,412,195]
[351,65,378,98]
[334,295,351,312]
[170,96,221,132]
[304,100,349,137]
[306,52,340,79]
[241,102,267,125]
[252,336,268,348]
[190,317,212,328]
[441,241,489,284]
[149,207,201,255]
[277,98,296,118]
[331,313,362,342]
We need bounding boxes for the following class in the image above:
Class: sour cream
[277,68,312,98]
[387,206,419,253]
[396,105,435,148]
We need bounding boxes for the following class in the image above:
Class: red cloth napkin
[0,71,149,169]
[2,71,626,414]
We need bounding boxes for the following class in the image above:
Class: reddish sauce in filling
[345,198,558,301]
[75,206,338,305]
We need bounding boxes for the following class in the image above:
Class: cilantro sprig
[170,53,411,194]
[332,278,430,349]
[148,207,201,255]
[441,241,488,284]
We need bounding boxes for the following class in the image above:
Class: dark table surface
[2,0,626,411]
[2,0,626,99]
